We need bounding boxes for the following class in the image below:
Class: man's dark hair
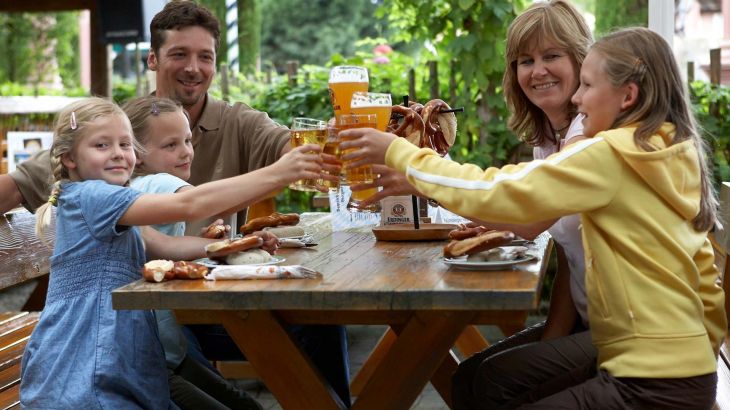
[150,1,221,54]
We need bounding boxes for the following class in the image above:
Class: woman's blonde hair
[592,27,717,231]
[121,96,186,177]
[503,0,592,146]
[35,97,135,240]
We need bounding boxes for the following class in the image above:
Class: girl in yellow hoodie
[340,27,726,409]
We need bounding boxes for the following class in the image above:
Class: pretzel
[203,224,227,239]
[172,261,209,279]
[205,235,263,259]
[389,105,425,146]
[448,225,492,241]
[240,212,300,235]
[421,99,456,156]
[142,259,175,283]
[443,230,515,259]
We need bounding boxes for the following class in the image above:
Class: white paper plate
[441,254,536,270]
[194,255,286,268]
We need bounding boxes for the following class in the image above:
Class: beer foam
[329,66,369,83]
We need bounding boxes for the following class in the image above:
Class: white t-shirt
[533,114,589,327]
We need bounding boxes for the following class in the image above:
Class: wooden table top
[113,213,551,313]
[0,209,53,289]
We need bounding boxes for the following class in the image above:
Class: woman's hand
[317,151,342,192]
[338,128,398,169]
[348,165,418,207]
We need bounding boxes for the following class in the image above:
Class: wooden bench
[0,209,52,409]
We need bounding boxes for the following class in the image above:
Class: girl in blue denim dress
[20,97,324,409]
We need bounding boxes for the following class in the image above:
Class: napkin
[205,265,321,280]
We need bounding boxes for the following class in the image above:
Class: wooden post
[687,61,694,84]
[90,5,110,97]
[265,67,272,84]
[408,68,416,103]
[710,48,721,85]
[428,61,439,100]
[287,61,299,87]
[220,65,230,102]
[135,43,143,97]
[710,48,721,117]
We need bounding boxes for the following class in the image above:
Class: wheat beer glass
[320,125,341,191]
[350,92,392,131]
[328,66,368,121]
[338,114,381,212]
[289,117,327,191]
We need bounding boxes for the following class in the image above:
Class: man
[1,1,351,407]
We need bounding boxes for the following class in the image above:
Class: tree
[380,0,527,167]
[595,0,647,35]
[238,0,261,74]
[260,0,382,71]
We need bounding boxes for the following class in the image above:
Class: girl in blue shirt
[20,97,323,409]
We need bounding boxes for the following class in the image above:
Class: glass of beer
[350,92,392,131]
[319,125,341,191]
[337,114,381,213]
[328,66,369,121]
[289,117,327,192]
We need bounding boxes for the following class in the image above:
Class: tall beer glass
[338,114,381,212]
[289,117,327,192]
[328,66,368,121]
[350,92,392,131]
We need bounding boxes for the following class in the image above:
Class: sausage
[205,235,264,259]
[443,230,515,258]
[448,225,492,240]
[240,212,300,235]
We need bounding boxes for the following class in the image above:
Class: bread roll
[142,259,174,283]
[225,249,272,265]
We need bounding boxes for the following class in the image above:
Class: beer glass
[337,114,381,213]
[350,92,392,131]
[289,117,327,192]
[328,66,369,121]
[320,125,341,191]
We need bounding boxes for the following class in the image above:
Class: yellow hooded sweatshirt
[386,123,726,378]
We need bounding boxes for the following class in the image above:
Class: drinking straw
[403,95,420,230]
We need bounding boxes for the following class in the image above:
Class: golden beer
[320,137,341,190]
[350,186,378,202]
[337,117,376,185]
[289,118,327,192]
[350,92,392,131]
[329,66,369,120]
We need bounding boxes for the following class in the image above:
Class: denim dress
[20,180,176,409]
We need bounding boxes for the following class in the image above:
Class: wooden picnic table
[112,213,552,409]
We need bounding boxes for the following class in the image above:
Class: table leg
[350,327,396,396]
[455,325,489,356]
[352,311,474,410]
[219,310,345,410]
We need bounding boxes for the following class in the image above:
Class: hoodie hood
[601,123,701,221]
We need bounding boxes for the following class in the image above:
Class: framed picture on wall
[6,131,53,173]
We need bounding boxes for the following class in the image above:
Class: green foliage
[594,0,647,35]
[690,81,730,185]
[0,13,34,83]
[49,12,81,89]
[377,0,527,168]
[260,0,382,71]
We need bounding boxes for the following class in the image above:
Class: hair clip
[70,111,77,130]
[151,102,160,116]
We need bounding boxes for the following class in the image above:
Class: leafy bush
[689,81,730,186]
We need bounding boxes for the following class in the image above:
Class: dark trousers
[519,369,717,410]
[169,355,262,410]
[186,324,352,407]
[452,321,596,410]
